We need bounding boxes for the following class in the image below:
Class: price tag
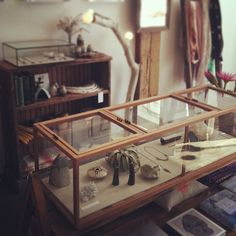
[98,91,104,103]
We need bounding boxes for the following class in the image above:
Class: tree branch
[93,13,140,103]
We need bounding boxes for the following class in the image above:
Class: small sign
[98,91,104,103]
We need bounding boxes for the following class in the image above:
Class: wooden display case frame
[34,85,236,231]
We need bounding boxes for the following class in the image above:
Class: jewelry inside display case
[34,85,236,230]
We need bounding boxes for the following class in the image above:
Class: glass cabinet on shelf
[2,39,75,67]
[34,85,236,231]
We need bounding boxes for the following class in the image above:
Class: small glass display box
[34,85,236,230]
[2,39,75,67]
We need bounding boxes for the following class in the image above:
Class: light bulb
[124,31,133,41]
[82,9,94,24]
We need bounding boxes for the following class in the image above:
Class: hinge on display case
[117,117,131,124]
[52,134,60,140]
[184,96,199,103]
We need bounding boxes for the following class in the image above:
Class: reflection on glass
[47,114,134,152]
[112,97,207,131]
[38,105,236,222]
[3,39,72,49]
[172,114,236,172]
[183,88,236,110]
[140,0,168,28]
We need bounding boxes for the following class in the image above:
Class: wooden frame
[34,85,236,231]
[137,0,170,32]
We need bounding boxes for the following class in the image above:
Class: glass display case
[2,39,75,66]
[34,85,236,230]
[108,95,209,132]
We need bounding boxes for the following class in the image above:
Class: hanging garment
[183,0,211,87]
[209,0,224,72]
[209,0,224,88]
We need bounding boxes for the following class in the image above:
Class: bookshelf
[0,54,112,187]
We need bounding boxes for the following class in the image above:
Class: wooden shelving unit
[0,54,112,186]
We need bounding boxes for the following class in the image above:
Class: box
[220,175,236,193]
[2,39,75,66]
[200,189,236,230]
[167,208,226,236]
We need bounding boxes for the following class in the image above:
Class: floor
[0,177,27,236]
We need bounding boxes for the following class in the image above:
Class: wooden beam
[136,32,161,99]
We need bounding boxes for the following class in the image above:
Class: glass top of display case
[3,39,73,50]
[109,96,209,132]
[178,86,236,110]
[46,113,137,153]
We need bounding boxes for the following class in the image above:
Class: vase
[217,96,236,136]
[218,113,235,135]
[68,33,72,44]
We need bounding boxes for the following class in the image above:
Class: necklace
[136,148,171,174]
[143,146,169,161]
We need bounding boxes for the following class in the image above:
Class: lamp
[82,9,140,103]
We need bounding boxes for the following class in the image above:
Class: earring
[127,157,135,185]
[112,157,119,186]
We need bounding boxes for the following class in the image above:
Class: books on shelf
[200,189,236,230]
[14,72,36,107]
[167,208,226,236]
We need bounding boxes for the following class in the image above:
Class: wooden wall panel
[137,32,161,99]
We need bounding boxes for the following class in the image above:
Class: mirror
[137,0,170,32]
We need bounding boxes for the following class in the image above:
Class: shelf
[16,89,109,111]
[0,51,111,184]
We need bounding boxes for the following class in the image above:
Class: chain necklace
[136,148,171,173]
[143,146,169,161]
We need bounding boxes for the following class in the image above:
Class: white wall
[220,0,236,74]
[0,0,235,100]
[0,0,135,105]
[220,1,236,90]
[159,0,185,95]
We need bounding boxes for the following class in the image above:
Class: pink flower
[216,72,236,82]
[216,72,236,90]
